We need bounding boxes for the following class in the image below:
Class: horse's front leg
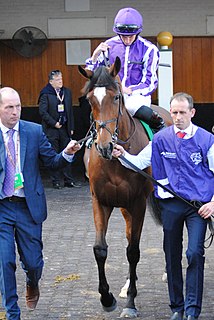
[92,198,117,312]
[120,205,145,318]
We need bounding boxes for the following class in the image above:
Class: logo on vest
[161,151,176,159]
[190,152,202,165]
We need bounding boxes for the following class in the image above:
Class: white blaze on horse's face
[94,87,106,105]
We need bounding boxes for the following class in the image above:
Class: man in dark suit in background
[0,87,81,320]
[38,70,81,189]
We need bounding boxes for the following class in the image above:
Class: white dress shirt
[0,122,74,198]
[0,122,25,197]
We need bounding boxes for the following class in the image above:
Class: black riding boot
[134,105,165,133]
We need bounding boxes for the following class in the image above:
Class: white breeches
[124,93,151,116]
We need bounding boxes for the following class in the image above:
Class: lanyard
[56,90,64,103]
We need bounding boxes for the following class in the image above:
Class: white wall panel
[66,40,91,64]
[48,18,106,38]
[207,16,214,34]
[65,0,90,11]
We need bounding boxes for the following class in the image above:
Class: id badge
[14,172,24,190]
[58,104,64,112]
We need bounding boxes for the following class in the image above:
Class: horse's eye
[114,95,120,102]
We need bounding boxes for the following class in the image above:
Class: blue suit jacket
[0,120,69,224]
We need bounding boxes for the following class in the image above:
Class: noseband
[94,118,119,143]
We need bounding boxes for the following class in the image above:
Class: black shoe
[64,181,82,188]
[134,106,165,132]
[170,311,184,320]
[53,183,62,189]
[149,110,165,132]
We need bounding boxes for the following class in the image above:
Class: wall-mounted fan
[12,26,48,58]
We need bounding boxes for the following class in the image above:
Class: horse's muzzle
[95,142,114,160]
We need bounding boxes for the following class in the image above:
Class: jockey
[85,7,165,132]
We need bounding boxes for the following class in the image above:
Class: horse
[78,56,172,318]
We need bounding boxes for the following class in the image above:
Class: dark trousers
[0,199,43,320]
[46,126,74,184]
[159,198,207,318]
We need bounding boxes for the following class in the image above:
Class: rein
[116,112,137,145]
[119,155,214,248]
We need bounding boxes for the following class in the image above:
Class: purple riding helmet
[113,7,143,36]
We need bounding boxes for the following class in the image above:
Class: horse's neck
[118,109,135,144]
[118,107,150,153]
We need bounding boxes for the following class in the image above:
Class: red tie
[176,131,186,139]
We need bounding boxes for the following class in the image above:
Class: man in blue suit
[0,87,81,320]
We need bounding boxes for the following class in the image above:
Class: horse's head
[78,57,124,160]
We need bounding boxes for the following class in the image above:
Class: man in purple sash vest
[0,87,81,320]
[113,92,214,320]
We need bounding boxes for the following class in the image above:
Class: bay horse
[78,57,172,318]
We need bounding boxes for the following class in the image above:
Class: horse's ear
[109,56,121,78]
[78,65,93,79]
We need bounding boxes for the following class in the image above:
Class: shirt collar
[174,122,194,136]
[0,121,19,134]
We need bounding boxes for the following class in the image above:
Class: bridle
[86,51,137,146]
[89,80,137,146]
[94,117,119,144]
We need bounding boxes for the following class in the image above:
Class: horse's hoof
[101,294,117,312]
[120,308,138,318]
[102,299,117,312]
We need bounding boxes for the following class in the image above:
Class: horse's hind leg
[119,271,138,298]
[120,206,145,318]
[92,199,117,312]
[119,277,130,298]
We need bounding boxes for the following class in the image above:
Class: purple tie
[3,129,16,196]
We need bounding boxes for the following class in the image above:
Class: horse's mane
[86,66,118,93]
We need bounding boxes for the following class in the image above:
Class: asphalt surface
[0,170,214,320]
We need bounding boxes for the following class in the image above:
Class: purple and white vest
[151,126,214,202]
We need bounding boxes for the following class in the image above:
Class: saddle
[139,120,154,141]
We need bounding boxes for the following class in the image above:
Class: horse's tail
[147,191,163,226]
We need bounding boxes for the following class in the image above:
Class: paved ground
[0,171,214,320]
